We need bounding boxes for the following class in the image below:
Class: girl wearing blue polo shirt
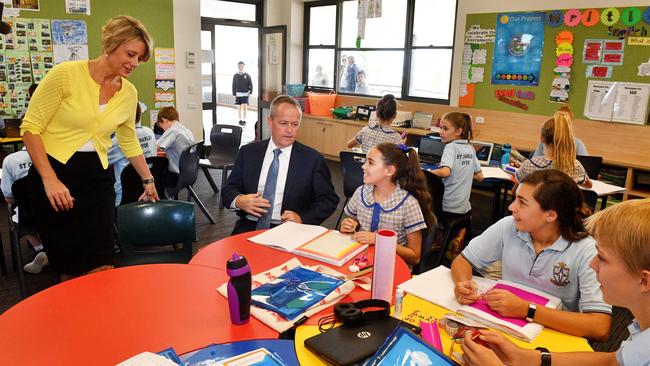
[340,142,436,266]
[461,198,650,366]
[451,169,611,340]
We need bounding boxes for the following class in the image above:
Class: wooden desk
[295,294,592,365]
[0,264,278,366]
[189,229,413,326]
[0,137,22,152]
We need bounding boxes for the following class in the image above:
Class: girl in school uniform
[347,94,404,153]
[340,142,436,266]
[429,112,483,245]
[517,111,592,188]
[452,169,611,341]
[461,198,650,366]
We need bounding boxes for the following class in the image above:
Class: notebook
[304,317,420,366]
[470,140,494,166]
[398,266,562,342]
[248,222,368,267]
[418,135,445,165]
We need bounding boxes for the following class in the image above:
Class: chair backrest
[11,176,34,226]
[209,124,242,162]
[117,200,195,265]
[339,151,366,198]
[576,155,603,180]
[582,190,599,213]
[174,141,205,191]
[423,170,444,220]
[120,156,169,206]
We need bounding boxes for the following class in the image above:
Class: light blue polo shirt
[462,216,611,314]
[616,320,650,366]
[439,139,481,214]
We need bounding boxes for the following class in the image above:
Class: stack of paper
[249,222,368,267]
[583,180,626,196]
[398,266,561,342]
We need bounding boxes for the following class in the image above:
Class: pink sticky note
[556,54,573,67]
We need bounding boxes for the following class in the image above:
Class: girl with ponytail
[340,142,436,266]
[517,111,592,188]
[347,94,405,153]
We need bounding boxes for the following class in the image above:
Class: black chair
[119,156,169,206]
[165,141,216,224]
[7,176,33,298]
[199,124,243,209]
[577,155,603,180]
[412,228,442,275]
[423,170,472,269]
[117,201,195,266]
[336,151,366,226]
[577,155,604,212]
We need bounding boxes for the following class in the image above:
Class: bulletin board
[0,0,174,125]
[461,7,650,124]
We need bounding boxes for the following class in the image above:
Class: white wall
[173,0,203,139]
[451,0,648,105]
[265,0,305,83]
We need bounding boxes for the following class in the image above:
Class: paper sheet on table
[117,352,178,366]
[481,167,512,180]
[583,180,626,196]
[248,221,327,252]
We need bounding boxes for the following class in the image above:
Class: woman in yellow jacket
[22,16,159,281]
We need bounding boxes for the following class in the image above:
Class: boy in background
[156,106,195,187]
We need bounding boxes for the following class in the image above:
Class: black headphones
[334,299,390,327]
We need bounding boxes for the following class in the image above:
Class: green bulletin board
[463,7,650,123]
[1,0,174,125]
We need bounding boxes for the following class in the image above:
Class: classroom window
[307,49,335,88]
[200,0,256,21]
[304,0,457,104]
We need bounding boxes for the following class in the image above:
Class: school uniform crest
[551,262,571,287]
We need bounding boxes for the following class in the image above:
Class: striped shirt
[344,183,427,245]
[516,156,587,184]
[354,121,403,153]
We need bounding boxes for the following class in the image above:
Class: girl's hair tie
[396,143,410,153]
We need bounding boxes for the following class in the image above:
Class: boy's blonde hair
[586,199,650,274]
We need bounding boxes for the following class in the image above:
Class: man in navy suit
[222,95,339,235]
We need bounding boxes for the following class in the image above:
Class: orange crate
[307,92,336,116]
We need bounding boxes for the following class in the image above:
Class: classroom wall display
[491,12,545,86]
[465,7,650,124]
[0,0,174,124]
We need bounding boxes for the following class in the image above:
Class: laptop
[470,140,494,166]
[304,317,420,366]
[418,135,445,166]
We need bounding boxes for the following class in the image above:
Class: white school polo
[439,139,481,214]
[157,122,195,173]
[344,183,427,245]
[0,150,31,199]
[616,320,650,366]
[461,216,611,314]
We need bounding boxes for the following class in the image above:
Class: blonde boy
[462,199,650,366]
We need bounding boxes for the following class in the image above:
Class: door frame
[258,25,287,139]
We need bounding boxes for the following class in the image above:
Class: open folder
[248,222,368,267]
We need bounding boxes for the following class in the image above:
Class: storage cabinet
[624,168,650,200]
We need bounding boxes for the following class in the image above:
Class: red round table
[0,264,277,366]
[189,230,412,326]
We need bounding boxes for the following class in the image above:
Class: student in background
[347,94,404,153]
[517,111,591,188]
[1,149,48,273]
[354,70,370,95]
[340,142,436,266]
[345,56,359,93]
[156,106,195,188]
[311,64,329,87]
[452,169,611,341]
[429,112,483,250]
[232,61,253,126]
[532,105,588,158]
[461,198,650,366]
[108,102,157,206]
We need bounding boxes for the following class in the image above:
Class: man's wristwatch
[526,303,537,323]
[535,347,551,366]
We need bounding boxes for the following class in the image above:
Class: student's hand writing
[235,192,270,217]
[352,231,375,245]
[484,289,529,318]
[43,176,75,211]
[454,280,480,304]
[462,330,537,366]
[281,210,302,224]
[340,218,359,234]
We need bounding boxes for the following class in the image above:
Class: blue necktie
[257,148,281,229]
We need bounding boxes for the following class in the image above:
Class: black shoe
[239,120,246,126]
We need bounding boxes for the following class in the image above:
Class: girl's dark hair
[135,101,142,123]
[376,94,397,122]
[442,112,474,141]
[375,143,437,229]
[520,169,591,241]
